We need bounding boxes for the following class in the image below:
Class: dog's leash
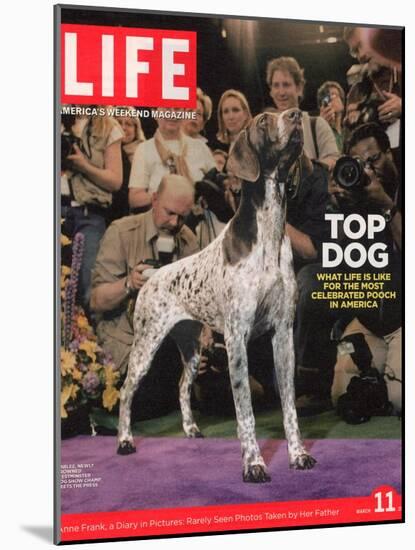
[286,159,302,200]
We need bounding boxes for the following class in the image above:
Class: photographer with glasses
[329,123,401,419]
[317,81,346,153]
[294,122,401,417]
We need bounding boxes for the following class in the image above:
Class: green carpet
[91,407,401,439]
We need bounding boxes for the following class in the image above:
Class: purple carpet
[60,437,401,514]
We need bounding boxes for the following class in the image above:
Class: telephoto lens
[333,156,370,190]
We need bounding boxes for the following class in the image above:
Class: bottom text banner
[60,486,402,542]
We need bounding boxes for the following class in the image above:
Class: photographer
[61,111,123,312]
[329,123,401,416]
[343,27,402,171]
[283,155,334,411]
[90,175,199,418]
[317,81,346,153]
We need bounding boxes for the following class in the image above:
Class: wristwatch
[383,205,398,223]
[124,276,134,297]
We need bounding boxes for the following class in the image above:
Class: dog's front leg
[225,326,270,483]
[271,325,316,470]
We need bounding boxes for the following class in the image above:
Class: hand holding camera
[320,104,336,126]
[362,166,395,210]
[377,91,401,124]
[139,235,176,279]
[319,95,335,126]
[66,143,91,173]
[195,168,236,222]
[127,262,150,291]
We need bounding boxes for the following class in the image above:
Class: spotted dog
[117,109,317,482]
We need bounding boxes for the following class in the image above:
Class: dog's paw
[184,425,204,438]
[117,441,136,455]
[243,464,271,483]
[290,453,317,470]
[186,429,204,439]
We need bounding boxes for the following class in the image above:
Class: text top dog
[117,108,317,482]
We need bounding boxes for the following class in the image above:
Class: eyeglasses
[364,151,382,169]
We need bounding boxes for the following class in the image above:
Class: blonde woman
[108,110,146,221]
[116,110,145,162]
[215,89,252,152]
[63,110,123,310]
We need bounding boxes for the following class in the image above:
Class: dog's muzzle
[287,109,302,124]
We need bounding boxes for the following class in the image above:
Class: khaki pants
[331,318,401,414]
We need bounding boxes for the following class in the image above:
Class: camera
[336,333,392,424]
[61,132,82,171]
[142,235,176,278]
[203,345,228,375]
[195,168,235,223]
[321,94,331,108]
[337,369,392,424]
[344,76,386,131]
[157,234,175,265]
[195,168,227,203]
[141,259,163,279]
[333,156,370,190]
[61,114,82,171]
[355,97,385,128]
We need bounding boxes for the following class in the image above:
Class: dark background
[60,7,359,142]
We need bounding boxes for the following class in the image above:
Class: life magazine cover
[55,4,403,544]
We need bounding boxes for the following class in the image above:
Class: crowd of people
[61,26,402,425]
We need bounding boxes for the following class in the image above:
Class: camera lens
[341,164,359,187]
[333,156,366,189]
[321,94,330,107]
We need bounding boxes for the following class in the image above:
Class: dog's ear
[227,130,260,183]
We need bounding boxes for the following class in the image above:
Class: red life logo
[61,24,197,107]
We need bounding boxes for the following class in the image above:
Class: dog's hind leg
[225,325,270,483]
[170,320,204,438]
[271,326,316,470]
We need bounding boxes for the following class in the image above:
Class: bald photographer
[90,175,199,419]
[329,123,401,418]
